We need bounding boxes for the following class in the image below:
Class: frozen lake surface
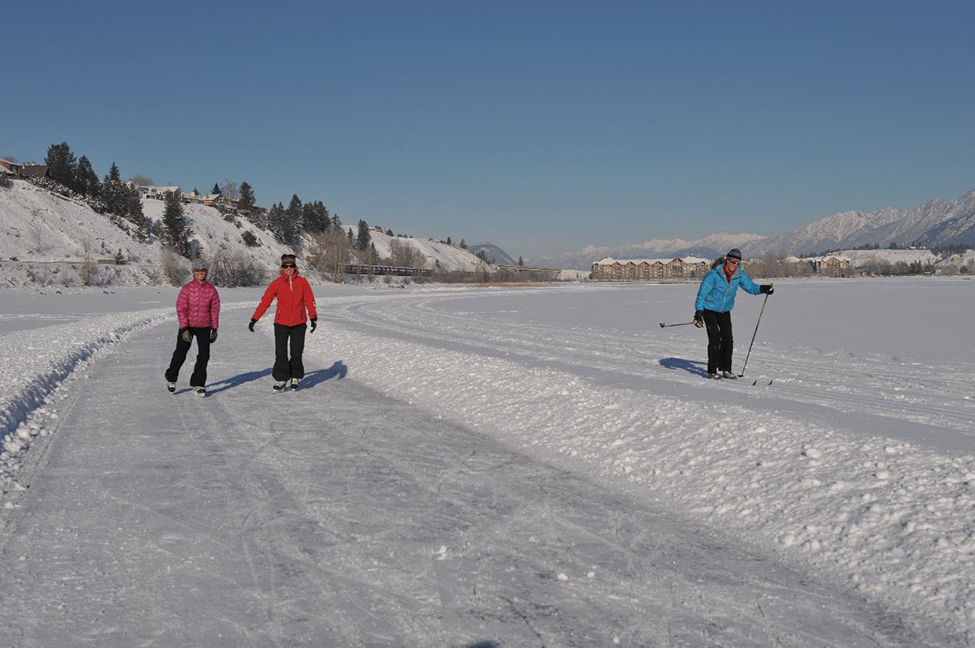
[0,277,972,646]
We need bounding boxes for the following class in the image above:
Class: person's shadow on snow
[297,361,348,389]
[205,368,274,395]
[659,357,708,377]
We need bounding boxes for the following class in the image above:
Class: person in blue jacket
[694,248,773,379]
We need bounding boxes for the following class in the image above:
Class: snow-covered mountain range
[530,189,975,268]
[749,190,975,257]
[530,233,766,270]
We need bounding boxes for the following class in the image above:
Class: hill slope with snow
[0,180,493,286]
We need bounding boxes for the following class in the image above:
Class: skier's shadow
[206,368,274,395]
[205,361,347,395]
[298,361,349,389]
[659,357,708,377]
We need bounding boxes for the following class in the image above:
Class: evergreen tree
[332,214,342,229]
[386,228,394,236]
[125,184,151,239]
[106,162,122,184]
[161,190,191,256]
[44,142,77,189]
[74,155,100,196]
[238,181,256,212]
[101,163,127,216]
[304,201,331,234]
[268,202,286,242]
[212,183,221,195]
[460,239,467,249]
[356,220,371,251]
[518,256,524,266]
[283,195,303,248]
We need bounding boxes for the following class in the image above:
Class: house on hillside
[20,163,50,180]
[0,159,23,177]
[139,185,181,200]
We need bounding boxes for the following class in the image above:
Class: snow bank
[0,308,174,491]
[308,322,975,636]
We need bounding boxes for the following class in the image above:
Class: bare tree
[160,246,189,286]
[80,239,99,286]
[220,179,239,201]
[129,174,154,187]
[308,228,352,279]
[388,238,424,269]
[208,248,267,287]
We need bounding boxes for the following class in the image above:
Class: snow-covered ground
[0,277,973,645]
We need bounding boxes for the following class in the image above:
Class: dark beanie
[281,253,297,267]
[726,248,742,260]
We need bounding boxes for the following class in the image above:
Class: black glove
[694,310,704,328]
[760,284,774,295]
[310,318,317,333]
[248,318,256,332]
[180,327,192,343]
[210,329,218,343]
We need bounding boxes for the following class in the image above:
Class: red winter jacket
[252,270,317,327]
[176,279,221,329]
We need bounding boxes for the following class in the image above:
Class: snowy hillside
[358,227,496,273]
[140,198,292,267]
[467,242,517,265]
[532,232,766,270]
[0,180,151,264]
[0,180,494,286]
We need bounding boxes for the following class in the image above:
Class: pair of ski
[707,374,773,386]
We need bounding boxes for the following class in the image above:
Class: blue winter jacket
[695,265,761,313]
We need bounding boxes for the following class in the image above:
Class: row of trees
[43,142,152,240]
[36,143,490,277]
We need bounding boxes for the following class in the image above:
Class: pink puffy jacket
[176,280,220,329]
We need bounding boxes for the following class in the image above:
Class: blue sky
[3,1,974,256]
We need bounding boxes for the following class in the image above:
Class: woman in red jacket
[249,254,318,391]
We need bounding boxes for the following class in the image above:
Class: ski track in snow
[304,286,975,638]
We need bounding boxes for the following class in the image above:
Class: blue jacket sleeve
[695,272,714,311]
[738,270,761,295]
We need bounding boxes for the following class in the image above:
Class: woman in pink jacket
[165,258,220,396]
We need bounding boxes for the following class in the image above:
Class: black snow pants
[273,322,307,382]
[702,309,733,375]
[165,327,212,387]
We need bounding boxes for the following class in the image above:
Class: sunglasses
[282,264,296,269]
[726,259,740,265]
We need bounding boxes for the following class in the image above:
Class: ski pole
[659,321,696,328]
[737,286,771,378]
